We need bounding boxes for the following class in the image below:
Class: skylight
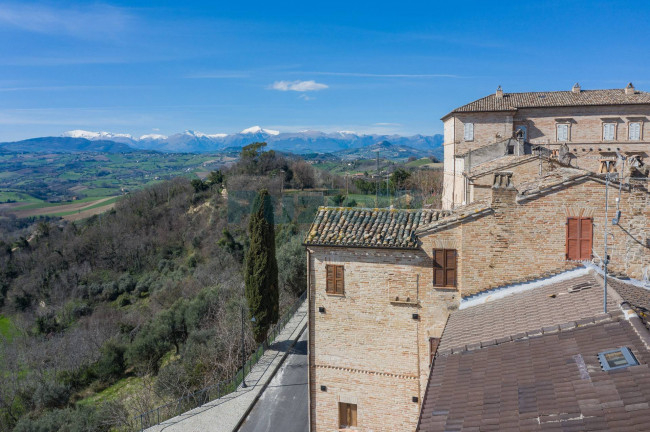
[598,347,639,371]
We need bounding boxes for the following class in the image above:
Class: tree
[244,189,279,342]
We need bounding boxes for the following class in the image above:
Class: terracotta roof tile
[448,88,650,115]
[303,207,450,249]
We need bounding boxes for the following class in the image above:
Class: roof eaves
[416,205,493,236]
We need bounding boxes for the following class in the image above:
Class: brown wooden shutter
[566,218,579,260]
[326,265,335,293]
[579,218,593,260]
[433,249,445,286]
[335,265,344,295]
[445,250,457,287]
[429,337,440,366]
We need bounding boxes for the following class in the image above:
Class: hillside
[333,140,437,161]
[0,137,136,154]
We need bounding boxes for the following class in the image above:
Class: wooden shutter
[339,403,357,428]
[326,265,335,293]
[567,217,592,260]
[579,218,593,260]
[604,123,615,140]
[335,265,344,295]
[630,122,641,140]
[429,337,440,366]
[557,124,568,141]
[464,123,474,141]
[433,249,457,287]
[445,250,457,287]
[433,249,445,286]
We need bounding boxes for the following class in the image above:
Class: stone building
[304,87,650,431]
[442,83,650,209]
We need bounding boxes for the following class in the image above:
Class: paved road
[238,329,308,432]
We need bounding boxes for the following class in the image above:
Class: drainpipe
[415,274,422,412]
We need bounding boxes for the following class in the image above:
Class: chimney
[572,83,581,93]
[491,172,517,207]
[625,82,635,95]
[496,85,504,99]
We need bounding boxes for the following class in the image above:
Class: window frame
[429,337,440,366]
[556,123,570,142]
[603,122,616,141]
[433,248,457,288]
[463,122,474,141]
[566,217,593,261]
[338,402,358,429]
[629,121,642,141]
[325,264,345,295]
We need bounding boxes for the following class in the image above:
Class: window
[566,217,593,261]
[433,249,457,287]
[598,347,639,371]
[629,122,641,141]
[557,123,569,142]
[326,265,344,295]
[603,123,616,141]
[339,402,357,429]
[464,122,474,141]
[515,125,527,141]
[598,159,617,173]
[429,337,440,366]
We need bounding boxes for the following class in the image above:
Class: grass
[76,376,146,407]
[49,196,120,217]
[405,157,435,167]
[0,315,19,341]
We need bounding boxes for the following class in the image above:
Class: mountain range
[0,127,444,158]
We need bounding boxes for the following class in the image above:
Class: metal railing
[135,291,306,431]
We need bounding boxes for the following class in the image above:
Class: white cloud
[271,80,328,92]
[298,94,314,101]
[0,3,132,39]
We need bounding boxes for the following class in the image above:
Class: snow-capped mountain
[0,126,443,157]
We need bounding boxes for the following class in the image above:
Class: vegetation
[244,189,279,342]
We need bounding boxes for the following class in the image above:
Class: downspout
[306,248,313,431]
[452,118,456,209]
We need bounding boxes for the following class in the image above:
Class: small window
[433,249,457,287]
[339,402,357,429]
[598,347,639,371]
[566,217,593,261]
[629,122,641,141]
[326,265,344,295]
[598,159,617,173]
[557,124,569,142]
[464,123,474,141]
[603,123,616,141]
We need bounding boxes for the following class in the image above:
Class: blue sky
[1,0,649,141]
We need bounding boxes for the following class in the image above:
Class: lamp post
[241,284,256,389]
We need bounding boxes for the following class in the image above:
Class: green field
[0,315,18,341]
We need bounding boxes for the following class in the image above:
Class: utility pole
[603,173,610,314]
[375,150,379,207]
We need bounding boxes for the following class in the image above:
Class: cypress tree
[244,189,279,342]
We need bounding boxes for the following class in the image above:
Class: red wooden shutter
[326,265,334,293]
[579,218,593,260]
[566,218,579,260]
[445,250,457,287]
[335,265,344,294]
[429,337,440,366]
[433,249,445,286]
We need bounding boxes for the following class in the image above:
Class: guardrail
[135,291,306,431]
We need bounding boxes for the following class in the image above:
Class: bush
[277,235,307,296]
[13,405,112,432]
[33,381,70,410]
[94,340,126,383]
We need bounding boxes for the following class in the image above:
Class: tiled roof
[418,320,650,432]
[304,207,450,249]
[448,88,650,115]
[605,276,650,329]
[416,200,493,236]
[438,272,616,353]
[418,270,650,432]
[516,167,594,200]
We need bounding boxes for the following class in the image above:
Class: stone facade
[307,247,458,432]
[442,85,650,209]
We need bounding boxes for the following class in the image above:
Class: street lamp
[241,288,256,389]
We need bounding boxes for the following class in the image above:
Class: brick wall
[307,247,459,432]
[423,178,650,297]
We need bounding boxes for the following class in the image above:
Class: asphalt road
[238,328,308,432]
